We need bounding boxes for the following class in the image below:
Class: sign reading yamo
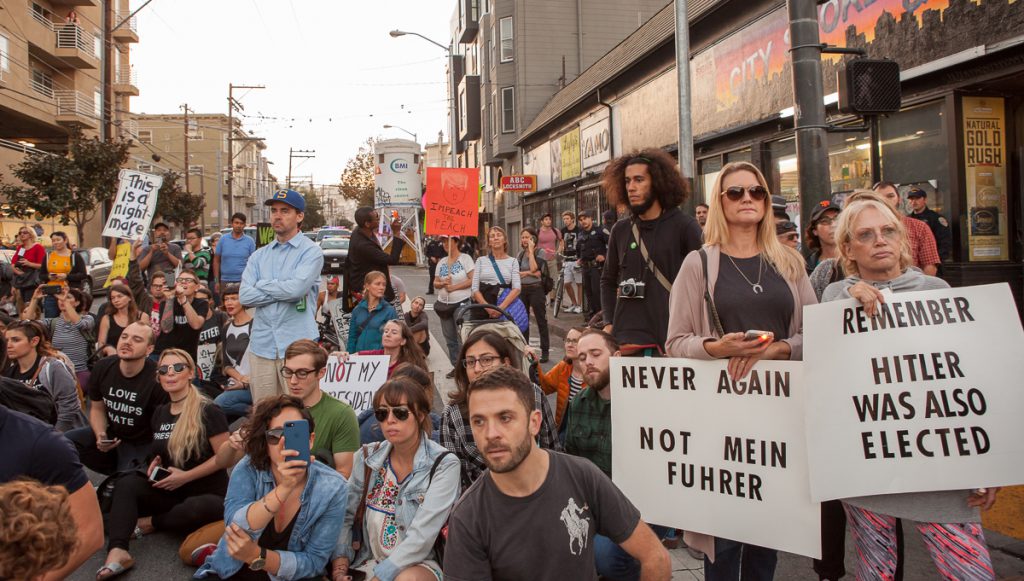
[320,354,390,413]
[581,112,611,169]
[102,170,162,241]
[804,284,1024,502]
[611,357,820,558]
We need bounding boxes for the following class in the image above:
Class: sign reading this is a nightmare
[320,355,389,413]
[804,284,1024,502]
[102,170,162,241]
[611,357,820,558]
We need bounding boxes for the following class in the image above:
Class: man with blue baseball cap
[239,189,324,402]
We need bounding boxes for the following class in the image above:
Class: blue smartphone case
[283,420,311,464]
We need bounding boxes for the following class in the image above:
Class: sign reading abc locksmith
[962,96,1008,262]
[102,170,163,241]
[804,284,1024,503]
[611,357,820,558]
[499,175,537,193]
[581,111,611,169]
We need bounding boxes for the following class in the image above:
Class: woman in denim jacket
[331,378,460,581]
[195,395,348,581]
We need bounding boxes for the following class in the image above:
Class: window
[499,17,513,63]
[93,89,101,119]
[31,69,53,98]
[459,86,468,137]
[499,86,512,133]
[137,163,153,173]
[93,33,101,59]
[492,90,498,139]
[490,27,496,66]
[138,129,152,143]
[0,35,9,73]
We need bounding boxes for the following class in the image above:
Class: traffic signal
[838,58,901,115]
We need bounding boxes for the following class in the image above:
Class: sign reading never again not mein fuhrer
[611,357,821,558]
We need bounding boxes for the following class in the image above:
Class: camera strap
[631,221,672,293]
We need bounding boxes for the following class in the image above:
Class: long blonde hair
[704,162,806,282]
[158,349,208,467]
[834,192,913,277]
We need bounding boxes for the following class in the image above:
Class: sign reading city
[499,175,537,193]
[320,354,390,413]
[611,357,820,558]
[804,284,1024,502]
[424,167,479,237]
[102,169,162,241]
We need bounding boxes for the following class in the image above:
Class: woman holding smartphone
[39,231,86,317]
[332,377,460,581]
[97,350,229,580]
[196,394,348,581]
[22,285,95,388]
[11,226,46,311]
[665,161,816,581]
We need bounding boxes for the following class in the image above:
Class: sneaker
[539,352,549,363]
[686,547,705,561]
[562,303,575,312]
[572,306,583,314]
[191,543,218,567]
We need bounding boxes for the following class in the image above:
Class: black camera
[618,278,645,299]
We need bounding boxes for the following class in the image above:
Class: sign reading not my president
[102,169,162,241]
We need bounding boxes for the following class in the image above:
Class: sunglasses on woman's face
[265,428,285,445]
[722,185,769,202]
[157,362,188,375]
[374,406,412,422]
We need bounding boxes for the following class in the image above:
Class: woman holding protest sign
[336,319,427,379]
[821,191,998,581]
[665,161,816,581]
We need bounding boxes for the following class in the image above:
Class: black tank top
[105,315,126,349]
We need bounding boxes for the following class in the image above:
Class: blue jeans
[594,524,671,581]
[704,538,778,581]
[434,299,468,366]
[214,389,252,418]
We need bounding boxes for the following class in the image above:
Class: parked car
[220,226,258,239]
[320,237,350,274]
[78,247,113,296]
[316,227,350,242]
[303,232,317,242]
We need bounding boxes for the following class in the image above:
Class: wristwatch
[249,547,267,571]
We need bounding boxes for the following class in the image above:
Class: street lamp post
[390,29,458,168]
[383,124,418,142]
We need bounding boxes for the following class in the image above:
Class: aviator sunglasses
[722,185,769,202]
[374,406,412,422]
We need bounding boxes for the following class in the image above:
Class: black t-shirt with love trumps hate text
[444,451,641,581]
[149,402,230,496]
[87,356,167,444]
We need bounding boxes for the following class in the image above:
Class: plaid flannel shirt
[440,383,561,490]
[903,216,941,268]
[564,386,613,478]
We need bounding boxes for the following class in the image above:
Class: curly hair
[0,480,78,581]
[600,148,689,211]
[241,395,315,472]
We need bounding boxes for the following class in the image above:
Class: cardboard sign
[804,284,1024,502]
[424,168,479,237]
[320,354,390,413]
[103,242,131,288]
[256,223,274,248]
[611,357,821,558]
[102,170,162,241]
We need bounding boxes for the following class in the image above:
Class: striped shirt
[44,315,94,372]
[471,255,521,293]
[568,374,584,403]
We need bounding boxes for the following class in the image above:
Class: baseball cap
[578,209,595,219]
[775,221,798,236]
[771,195,787,214]
[906,188,927,199]
[265,189,306,212]
[810,199,840,223]
[603,210,617,222]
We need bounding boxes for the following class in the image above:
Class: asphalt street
[71,266,1024,580]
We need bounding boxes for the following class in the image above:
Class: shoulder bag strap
[352,442,382,550]
[428,451,453,484]
[631,221,673,293]
[28,356,50,384]
[487,254,508,287]
[699,249,725,337]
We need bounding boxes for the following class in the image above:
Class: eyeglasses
[564,338,580,345]
[265,428,285,445]
[462,354,501,369]
[374,406,412,422]
[722,185,769,202]
[158,362,189,375]
[853,225,901,245]
[815,217,836,227]
[280,366,317,379]
[780,233,799,241]
[177,278,198,285]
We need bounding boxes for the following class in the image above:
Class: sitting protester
[213,284,254,421]
[97,284,151,358]
[357,363,441,444]
[404,296,430,355]
[347,271,396,352]
[156,269,209,364]
[331,377,460,581]
[23,285,95,388]
[195,395,348,581]
[336,319,427,378]
[96,349,230,580]
[441,329,559,490]
[533,325,586,429]
[0,480,80,581]
[194,285,230,387]
[2,320,86,432]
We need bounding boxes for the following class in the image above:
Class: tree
[335,217,355,229]
[299,187,326,230]
[155,171,205,235]
[0,132,130,245]
[338,137,376,208]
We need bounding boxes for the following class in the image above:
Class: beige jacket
[665,244,817,559]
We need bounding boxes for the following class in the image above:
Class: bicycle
[551,254,585,319]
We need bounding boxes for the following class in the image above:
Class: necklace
[170,394,188,403]
[727,253,765,294]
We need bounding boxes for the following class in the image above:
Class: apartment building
[129,113,277,233]
[448,0,670,240]
[0,0,139,244]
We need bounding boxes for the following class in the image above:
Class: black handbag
[0,376,57,425]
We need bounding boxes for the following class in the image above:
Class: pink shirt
[537,227,561,260]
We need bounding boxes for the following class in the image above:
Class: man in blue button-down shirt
[240,189,323,403]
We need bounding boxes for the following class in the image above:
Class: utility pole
[181,103,192,196]
[675,0,694,183]
[226,83,265,218]
[287,149,315,190]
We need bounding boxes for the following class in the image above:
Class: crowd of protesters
[0,157,1005,581]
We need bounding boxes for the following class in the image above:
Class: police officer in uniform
[425,236,447,294]
[907,187,952,263]
[575,209,609,321]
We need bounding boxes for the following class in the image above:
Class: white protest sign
[320,354,389,413]
[804,283,1024,502]
[102,169,162,241]
[611,357,821,558]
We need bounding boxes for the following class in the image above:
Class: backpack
[0,376,57,425]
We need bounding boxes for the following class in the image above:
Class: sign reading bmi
[373,139,423,208]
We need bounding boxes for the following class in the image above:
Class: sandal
[96,558,135,580]
[132,526,145,540]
